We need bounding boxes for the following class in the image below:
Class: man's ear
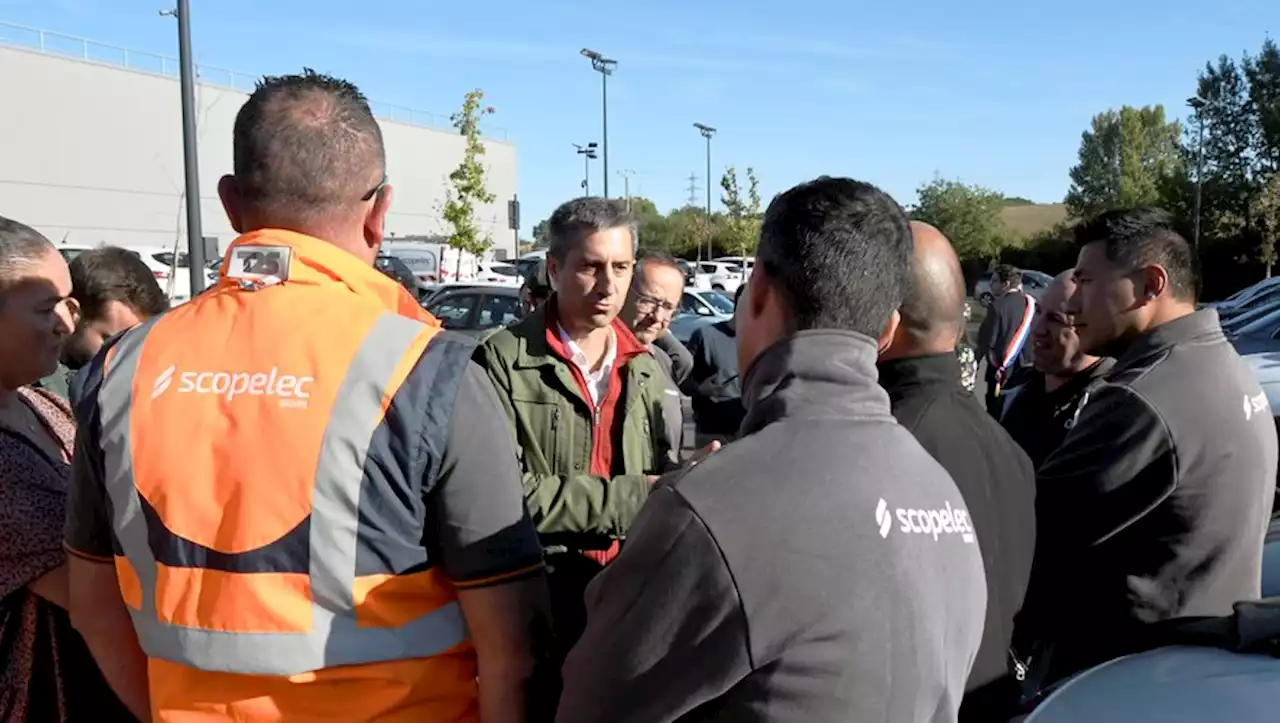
[1141,265,1169,301]
[217,176,243,234]
[363,184,394,249]
[878,309,902,355]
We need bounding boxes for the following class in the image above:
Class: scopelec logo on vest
[875,497,975,544]
[151,364,315,408]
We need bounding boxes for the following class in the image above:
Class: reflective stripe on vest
[98,311,469,676]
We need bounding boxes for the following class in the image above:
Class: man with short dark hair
[999,270,1113,468]
[66,70,551,722]
[475,197,676,650]
[977,263,1037,417]
[618,249,692,464]
[61,246,169,371]
[558,178,986,723]
[1017,207,1278,690]
[878,221,1035,722]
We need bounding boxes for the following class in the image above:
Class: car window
[680,292,706,315]
[151,251,191,268]
[477,294,522,328]
[488,263,520,277]
[428,293,478,329]
[397,253,438,272]
[704,291,735,315]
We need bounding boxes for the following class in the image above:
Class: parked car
[474,260,522,286]
[1205,276,1280,312]
[374,253,422,298]
[419,281,510,307]
[423,286,524,340]
[57,243,193,302]
[973,269,1053,306]
[669,289,736,343]
[696,261,746,294]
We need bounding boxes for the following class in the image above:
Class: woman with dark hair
[0,217,134,722]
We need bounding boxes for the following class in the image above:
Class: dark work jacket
[879,353,1037,722]
[681,320,745,436]
[558,332,987,723]
[999,358,1115,468]
[1019,310,1279,689]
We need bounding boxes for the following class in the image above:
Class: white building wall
[0,40,518,258]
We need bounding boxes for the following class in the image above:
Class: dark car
[375,254,422,298]
[424,286,524,340]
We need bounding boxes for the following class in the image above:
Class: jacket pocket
[510,392,564,475]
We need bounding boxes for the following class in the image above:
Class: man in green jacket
[474,196,676,649]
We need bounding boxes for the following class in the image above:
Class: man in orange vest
[63,70,551,723]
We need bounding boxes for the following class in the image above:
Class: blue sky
[2,0,1278,234]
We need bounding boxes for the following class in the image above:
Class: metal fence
[0,21,507,140]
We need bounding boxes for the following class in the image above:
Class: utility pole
[573,142,598,196]
[581,49,617,198]
[618,169,635,212]
[686,173,700,207]
[162,0,206,294]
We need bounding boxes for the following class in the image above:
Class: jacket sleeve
[976,303,998,362]
[557,487,753,723]
[1035,384,1175,549]
[652,332,693,385]
[678,328,709,398]
[472,341,652,539]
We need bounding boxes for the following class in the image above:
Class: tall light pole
[694,123,716,262]
[161,0,206,294]
[581,49,617,198]
[1188,95,1209,251]
[573,142,598,195]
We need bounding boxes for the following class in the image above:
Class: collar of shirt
[558,323,617,408]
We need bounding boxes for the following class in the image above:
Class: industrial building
[0,23,520,259]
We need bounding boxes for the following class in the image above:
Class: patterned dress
[957,301,978,393]
[0,388,135,722]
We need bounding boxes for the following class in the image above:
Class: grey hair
[0,216,55,288]
[547,197,637,261]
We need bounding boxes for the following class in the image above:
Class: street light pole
[694,123,717,261]
[573,142,598,196]
[1188,96,1209,251]
[618,169,635,212]
[163,0,206,294]
[581,49,617,198]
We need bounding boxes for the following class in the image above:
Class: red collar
[541,297,646,365]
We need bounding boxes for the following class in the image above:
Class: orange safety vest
[95,230,479,722]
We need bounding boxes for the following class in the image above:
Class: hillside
[1000,202,1068,238]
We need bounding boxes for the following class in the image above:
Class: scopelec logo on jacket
[876,497,975,544]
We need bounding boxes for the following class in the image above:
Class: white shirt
[558,325,616,408]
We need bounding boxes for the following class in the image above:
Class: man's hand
[686,440,722,468]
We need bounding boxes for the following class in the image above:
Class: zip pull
[551,408,561,432]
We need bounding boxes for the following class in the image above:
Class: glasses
[633,292,678,317]
[361,174,389,202]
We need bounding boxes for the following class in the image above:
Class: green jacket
[474,306,676,546]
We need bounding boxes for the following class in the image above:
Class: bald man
[999,270,1114,468]
[878,221,1036,722]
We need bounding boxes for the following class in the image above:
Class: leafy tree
[1065,105,1184,219]
[530,219,550,248]
[442,89,497,277]
[1002,196,1035,206]
[912,177,1014,262]
[1193,55,1257,240]
[1245,38,1280,174]
[1252,173,1280,277]
[720,166,762,258]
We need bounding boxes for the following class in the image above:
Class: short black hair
[69,246,170,321]
[993,264,1021,285]
[0,215,54,289]
[233,69,385,222]
[546,197,636,262]
[757,176,912,336]
[1073,206,1196,301]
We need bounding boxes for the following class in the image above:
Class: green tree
[720,166,762,258]
[442,89,497,277]
[530,219,550,248]
[1193,55,1257,241]
[1065,105,1184,219]
[1252,173,1280,277]
[912,178,1014,262]
[1245,38,1280,174]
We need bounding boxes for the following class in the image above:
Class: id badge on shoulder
[225,244,292,289]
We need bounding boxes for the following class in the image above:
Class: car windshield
[703,291,735,315]
[151,251,190,268]
[398,255,437,271]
